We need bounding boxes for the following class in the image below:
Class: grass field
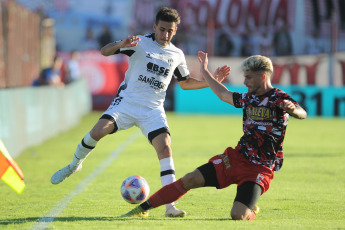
[1,112,344,230]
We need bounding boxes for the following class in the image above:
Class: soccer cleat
[51,164,82,184]
[120,206,149,218]
[253,205,260,215]
[165,206,187,218]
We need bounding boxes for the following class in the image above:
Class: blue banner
[175,85,345,117]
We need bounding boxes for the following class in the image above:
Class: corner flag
[0,139,25,194]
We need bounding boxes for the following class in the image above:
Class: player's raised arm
[198,51,235,106]
[100,36,141,56]
[178,65,230,90]
[279,100,307,119]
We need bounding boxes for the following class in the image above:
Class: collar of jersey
[154,40,170,48]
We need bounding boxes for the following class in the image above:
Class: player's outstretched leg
[165,206,187,217]
[121,179,189,218]
[51,164,82,184]
[253,205,259,215]
[51,132,97,184]
[248,205,260,220]
[120,206,149,218]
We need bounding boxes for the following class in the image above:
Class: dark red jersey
[232,88,299,171]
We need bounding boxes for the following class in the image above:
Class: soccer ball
[120,175,150,204]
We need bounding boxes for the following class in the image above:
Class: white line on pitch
[31,130,141,230]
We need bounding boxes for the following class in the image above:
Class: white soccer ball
[120,175,150,204]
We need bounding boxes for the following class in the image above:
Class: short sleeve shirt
[113,33,190,107]
[232,88,299,171]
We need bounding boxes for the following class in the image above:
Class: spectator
[258,31,273,57]
[40,18,56,69]
[310,0,321,30]
[305,30,325,54]
[33,56,64,88]
[97,25,113,49]
[240,33,256,57]
[172,32,187,53]
[215,32,234,57]
[273,22,293,56]
[35,5,48,22]
[65,51,81,84]
[339,0,345,30]
[83,27,98,51]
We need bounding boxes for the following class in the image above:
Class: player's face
[243,71,265,95]
[153,20,177,46]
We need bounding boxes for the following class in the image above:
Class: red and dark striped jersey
[233,88,299,171]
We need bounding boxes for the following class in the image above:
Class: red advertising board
[61,50,128,110]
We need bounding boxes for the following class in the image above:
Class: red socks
[248,211,256,220]
[148,179,189,208]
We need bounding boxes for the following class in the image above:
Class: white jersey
[113,33,190,108]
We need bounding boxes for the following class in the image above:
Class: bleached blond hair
[241,55,273,76]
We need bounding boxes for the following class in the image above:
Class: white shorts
[101,98,170,143]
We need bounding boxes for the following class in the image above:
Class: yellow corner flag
[0,139,25,194]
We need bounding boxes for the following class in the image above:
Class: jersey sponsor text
[147,62,170,77]
[138,75,166,90]
[246,107,271,120]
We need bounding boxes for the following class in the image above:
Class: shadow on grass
[0,216,231,225]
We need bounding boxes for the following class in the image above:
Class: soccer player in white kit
[51,7,230,217]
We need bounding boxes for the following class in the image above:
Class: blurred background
[1,0,345,157]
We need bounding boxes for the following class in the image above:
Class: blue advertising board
[175,85,345,117]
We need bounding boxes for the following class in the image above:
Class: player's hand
[199,51,230,82]
[213,65,231,83]
[279,99,296,113]
[198,51,208,71]
[122,36,141,47]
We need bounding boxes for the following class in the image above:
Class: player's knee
[90,119,116,140]
[181,171,204,190]
[90,127,108,141]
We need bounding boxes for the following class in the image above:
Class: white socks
[69,132,98,170]
[159,157,177,209]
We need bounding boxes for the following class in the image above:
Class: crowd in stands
[31,21,328,88]
[32,51,81,87]
[31,14,330,88]
[32,17,82,88]
[213,22,326,58]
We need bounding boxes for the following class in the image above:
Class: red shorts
[209,147,274,194]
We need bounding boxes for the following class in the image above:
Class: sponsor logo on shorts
[138,75,166,90]
[256,173,264,183]
[212,159,222,165]
[213,154,231,169]
[147,62,170,77]
[219,154,231,169]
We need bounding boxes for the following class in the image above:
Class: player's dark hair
[155,7,180,25]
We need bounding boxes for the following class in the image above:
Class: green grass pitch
[1,112,344,229]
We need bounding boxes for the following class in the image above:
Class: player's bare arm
[280,100,307,119]
[100,36,141,56]
[198,51,235,106]
[178,65,230,90]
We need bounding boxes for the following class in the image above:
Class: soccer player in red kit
[121,53,307,220]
